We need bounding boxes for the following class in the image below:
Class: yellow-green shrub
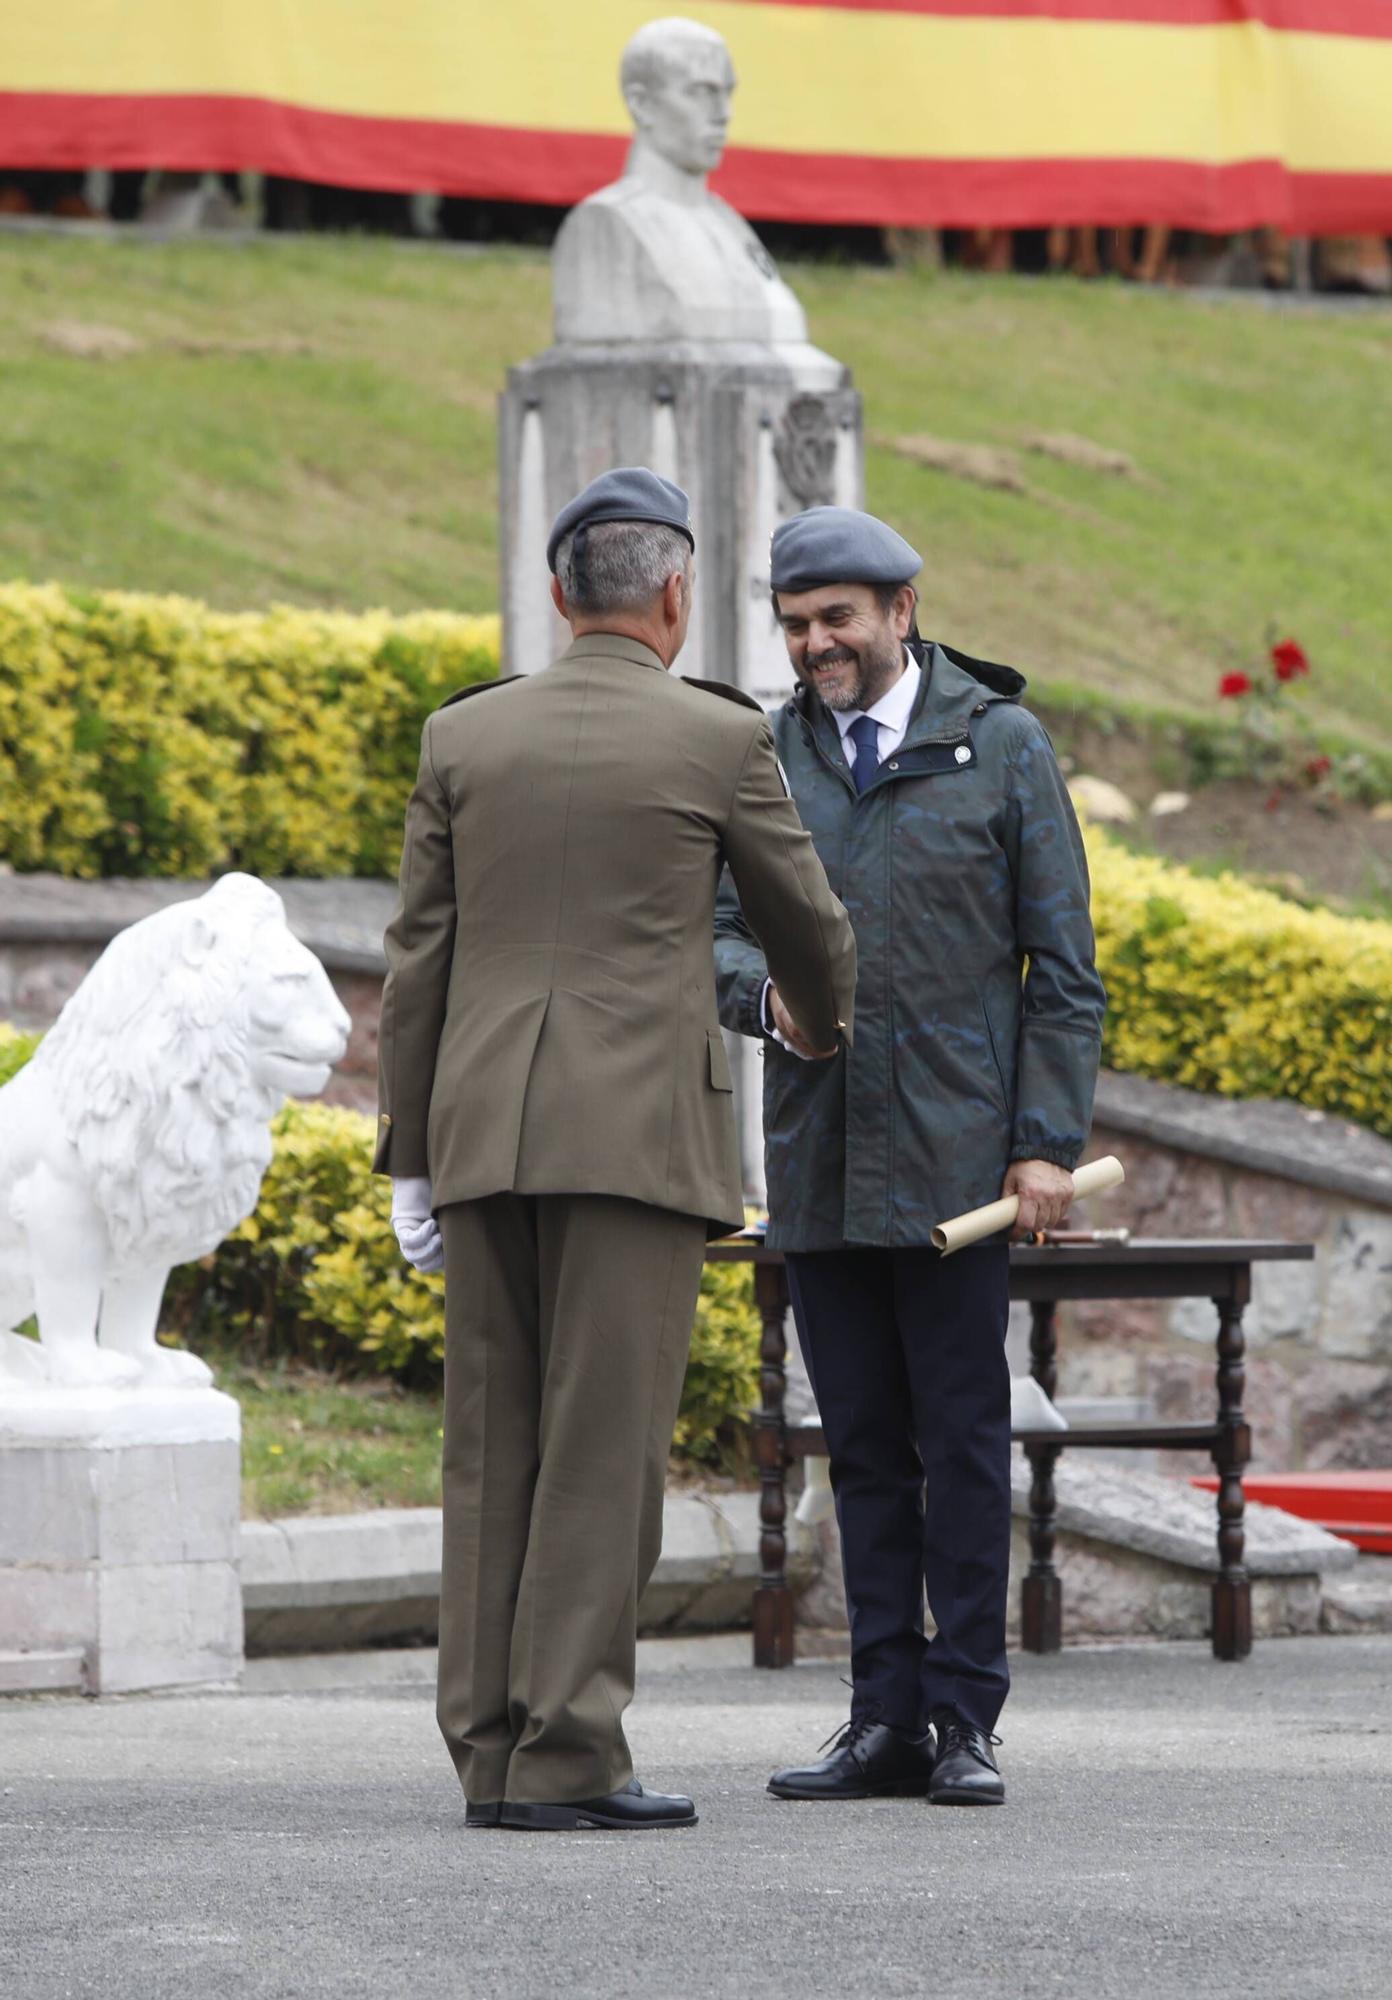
[168,1101,449,1379]
[674,1257,761,1466]
[0,1025,41,1088]
[0,584,499,878]
[1087,829,1392,1136]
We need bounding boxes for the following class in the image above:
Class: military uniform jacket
[375,634,856,1238]
[714,641,1106,1250]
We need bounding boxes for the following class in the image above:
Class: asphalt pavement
[2,1633,1389,2000]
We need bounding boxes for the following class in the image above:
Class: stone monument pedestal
[501,341,863,704]
[0,1387,243,1695]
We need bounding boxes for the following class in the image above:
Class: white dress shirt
[830,650,921,767]
[762,651,920,1054]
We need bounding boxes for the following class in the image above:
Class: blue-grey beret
[770,507,921,594]
[547,466,694,573]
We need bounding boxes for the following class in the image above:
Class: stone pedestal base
[0,1387,243,1695]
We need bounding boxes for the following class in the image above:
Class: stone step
[1320,1556,1392,1634]
[0,1649,85,1694]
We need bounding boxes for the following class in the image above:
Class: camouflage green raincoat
[714,639,1106,1250]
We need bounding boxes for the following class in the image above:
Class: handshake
[764,981,839,1061]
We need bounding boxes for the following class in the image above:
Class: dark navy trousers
[785,1241,1012,1736]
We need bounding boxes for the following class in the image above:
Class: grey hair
[554,520,692,615]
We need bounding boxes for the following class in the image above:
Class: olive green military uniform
[376,634,855,1805]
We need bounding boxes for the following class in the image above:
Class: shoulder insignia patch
[679,676,764,713]
[438,675,524,709]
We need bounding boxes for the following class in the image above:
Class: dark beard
[800,631,904,712]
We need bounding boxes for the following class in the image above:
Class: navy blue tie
[848,714,880,795]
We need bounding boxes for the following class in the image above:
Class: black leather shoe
[465,1801,502,1828]
[500,1778,697,1831]
[928,1710,1005,1806]
[768,1715,937,1800]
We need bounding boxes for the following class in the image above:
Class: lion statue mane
[0,874,351,1390]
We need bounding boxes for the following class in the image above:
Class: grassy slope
[2,231,1389,741]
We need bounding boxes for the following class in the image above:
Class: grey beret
[547,466,694,573]
[770,507,921,594]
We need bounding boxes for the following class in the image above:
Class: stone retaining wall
[1067,1072,1392,1472]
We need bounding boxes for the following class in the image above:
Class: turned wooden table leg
[751,1260,794,1669]
[1211,1274,1254,1661]
[1022,1299,1064,1653]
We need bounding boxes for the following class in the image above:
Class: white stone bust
[553,16,808,346]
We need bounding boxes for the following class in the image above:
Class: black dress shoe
[768,1715,937,1800]
[465,1800,502,1828]
[500,1778,697,1832]
[928,1709,1005,1806]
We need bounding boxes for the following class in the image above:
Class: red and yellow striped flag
[5,2,1392,230]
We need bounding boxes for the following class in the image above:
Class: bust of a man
[553,16,808,346]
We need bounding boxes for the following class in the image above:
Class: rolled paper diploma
[931,1154,1126,1256]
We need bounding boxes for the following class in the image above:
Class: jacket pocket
[980,999,1011,1115]
[707,1029,734,1092]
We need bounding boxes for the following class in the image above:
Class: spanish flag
[5,2,1391,231]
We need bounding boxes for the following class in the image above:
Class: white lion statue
[0,874,351,1390]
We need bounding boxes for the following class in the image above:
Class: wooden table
[705,1237,1315,1669]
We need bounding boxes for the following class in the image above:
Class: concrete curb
[240,1489,816,1655]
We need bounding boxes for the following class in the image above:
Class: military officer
[377,469,856,1833]
[715,507,1105,1807]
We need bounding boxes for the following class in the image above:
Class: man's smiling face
[775,581,916,712]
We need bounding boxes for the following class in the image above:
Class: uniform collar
[560,633,668,674]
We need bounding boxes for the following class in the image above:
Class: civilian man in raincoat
[715,508,1105,1807]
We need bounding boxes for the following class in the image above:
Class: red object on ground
[1192,1470,1392,1554]
[1270,639,1311,681]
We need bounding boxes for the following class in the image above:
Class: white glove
[391,1176,444,1274]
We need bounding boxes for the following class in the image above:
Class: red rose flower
[1304,754,1332,781]
[1218,672,1253,698]
[1271,639,1310,682]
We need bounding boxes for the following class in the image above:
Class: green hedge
[0,584,499,878]
[1086,828,1392,1138]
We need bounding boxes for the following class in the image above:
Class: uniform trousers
[436,1192,708,1805]
[785,1240,1012,1736]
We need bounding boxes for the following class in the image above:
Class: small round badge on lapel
[954,745,971,765]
